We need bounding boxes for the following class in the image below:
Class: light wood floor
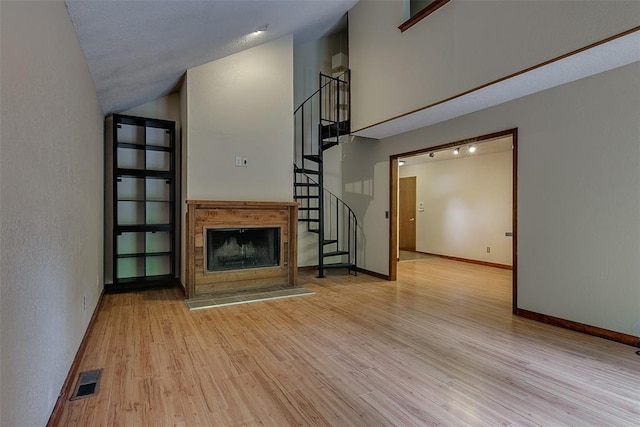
[399,250,435,261]
[55,258,640,426]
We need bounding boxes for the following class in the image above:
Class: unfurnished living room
[1,1,639,426]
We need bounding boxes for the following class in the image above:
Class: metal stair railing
[293,70,356,277]
[293,168,358,275]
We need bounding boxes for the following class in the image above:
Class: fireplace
[206,227,280,272]
[185,200,297,298]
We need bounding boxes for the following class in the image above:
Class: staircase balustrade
[293,71,357,277]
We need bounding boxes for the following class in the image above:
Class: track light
[453,148,460,155]
[469,145,476,153]
[429,152,434,158]
[398,160,405,166]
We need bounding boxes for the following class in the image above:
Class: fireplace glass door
[206,228,280,272]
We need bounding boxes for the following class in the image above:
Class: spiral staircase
[294,72,358,278]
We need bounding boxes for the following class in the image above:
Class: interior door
[399,176,416,251]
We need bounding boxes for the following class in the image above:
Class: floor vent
[70,368,103,400]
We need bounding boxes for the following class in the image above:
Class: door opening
[399,176,417,252]
[389,129,518,313]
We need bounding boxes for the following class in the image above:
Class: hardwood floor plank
[359,390,439,427]
[52,258,640,426]
[280,388,333,426]
[170,372,213,427]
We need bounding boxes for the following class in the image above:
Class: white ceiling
[66,0,358,114]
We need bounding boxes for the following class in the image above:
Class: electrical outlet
[486,246,491,253]
[235,156,242,167]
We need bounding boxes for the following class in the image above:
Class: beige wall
[294,31,348,266]
[400,150,513,265]
[0,2,104,425]
[186,36,294,202]
[294,29,348,108]
[348,0,640,130]
[124,93,181,123]
[342,62,640,337]
[123,93,185,284]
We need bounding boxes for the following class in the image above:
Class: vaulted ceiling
[66,2,639,139]
[66,0,357,114]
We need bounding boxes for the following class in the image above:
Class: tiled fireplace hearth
[185,200,298,299]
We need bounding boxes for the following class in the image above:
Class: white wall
[186,36,293,202]
[342,63,640,337]
[0,2,104,426]
[348,0,640,131]
[400,150,512,265]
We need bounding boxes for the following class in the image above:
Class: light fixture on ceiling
[469,145,476,153]
[398,160,405,166]
[453,147,460,155]
[254,25,269,33]
[429,152,434,158]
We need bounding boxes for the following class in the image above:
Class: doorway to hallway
[389,129,518,313]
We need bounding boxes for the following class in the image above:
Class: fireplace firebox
[206,227,280,272]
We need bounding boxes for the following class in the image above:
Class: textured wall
[186,36,294,202]
[0,2,104,426]
[342,63,640,336]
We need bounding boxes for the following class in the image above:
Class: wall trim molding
[516,308,640,348]
[47,290,105,426]
[398,0,451,33]
[417,251,512,270]
[354,27,640,139]
[357,267,391,281]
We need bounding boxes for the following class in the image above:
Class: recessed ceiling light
[469,145,476,153]
[254,25,269,33]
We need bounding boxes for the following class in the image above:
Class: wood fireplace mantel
[185,200,298,299]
